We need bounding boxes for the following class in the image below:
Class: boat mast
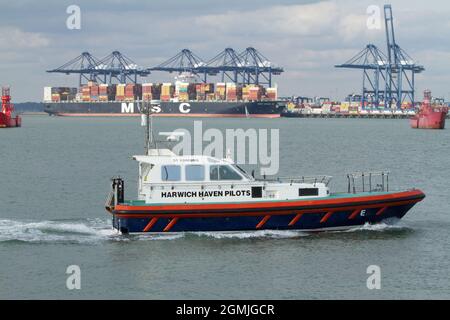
[143,100,152,155]
[143,100,157,155]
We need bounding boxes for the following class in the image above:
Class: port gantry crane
[201,48,245,84]
[148,49,206,78]
[48,48,283,87]
[237,47,283,87]
[47,51,150,86]
[47,52,103,87]
[148,47,283,87]
[335,4,424,109]
[96,51,150,84]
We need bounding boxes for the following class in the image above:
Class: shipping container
[265,87,278,100]
[51,94,60,102]
[248,85,263,101]
[115,84,126,101]
[215,83,226,100]
[161,83,175,101]
[142,83,153,101]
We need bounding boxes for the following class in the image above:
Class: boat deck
[121,191,393,206]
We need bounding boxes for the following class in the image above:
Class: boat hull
[44,100,285,118]
[410,110,446,129]
[0,113,21,128]
[108,189,425,234]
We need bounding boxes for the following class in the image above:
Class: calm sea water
[0,115,449,299]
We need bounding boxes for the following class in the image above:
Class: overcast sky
[1,0,449,102]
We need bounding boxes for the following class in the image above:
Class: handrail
[105,189,114,211]
[143,176,332,188]
[255,175,332,186]
[347,171,389,193]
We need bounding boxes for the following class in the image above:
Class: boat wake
[192,229,310,239]
[343,218,408,233]
[0,218,121,244]
[0,217,409,243]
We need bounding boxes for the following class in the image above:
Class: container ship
[43,82,285,118]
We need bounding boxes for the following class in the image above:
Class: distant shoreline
[20,112,47,115]
[13,102,44,113]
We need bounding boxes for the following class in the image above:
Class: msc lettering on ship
[121,102,134,113]
[121,103,162,113]
[179,103,191,113]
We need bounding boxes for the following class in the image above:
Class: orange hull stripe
[376,207,388,216]
[163,218,179,232]
[256,215,271,229]
[143,217,158,232]
[115,190,424,213]
[320,211,334,223]
[348,209,361,220]
[114,198,422,219]
[288,213,303,226]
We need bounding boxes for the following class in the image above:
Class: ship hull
[108,189,425,234]
[0,113,21,128]
[410,111,446,129]
[44,101,284,118]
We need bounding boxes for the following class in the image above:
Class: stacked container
[51,92,60,102]
[401,101,412,110]
[340,102,349,114]
[59,87,77,101]
[116,84,126,101]
[188,83,196,100]
[226,83,236,101]
[90,84,99,101]
[142,83,153,101]
[215,83,226,100]
[124,84,142,101]
[152,83,162,100]
[81,85,91,102]
[99,84,107,101]
[225,83,243,101]
[265,87,277,100]
[195,83,214,101]
[331,104,340,113]
[195,84,205,101]
[161,83,175,102]
[248,85,263,101]
[242,86,250,101]
[45,87,77,102]
[176,82,189,102]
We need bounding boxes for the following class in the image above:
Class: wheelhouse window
[161,165,181,181]
[299,188,319,196]
[185,165,205,181]
[210,165,243,181]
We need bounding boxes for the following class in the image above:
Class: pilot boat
[105,105,425,234]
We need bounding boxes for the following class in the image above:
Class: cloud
[0,27,50,48]
[193,1,379,44]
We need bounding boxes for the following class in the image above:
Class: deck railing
[255,175,332,186]
[347,171,389,194]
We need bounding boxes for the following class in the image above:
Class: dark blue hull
[111,202,417,234]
